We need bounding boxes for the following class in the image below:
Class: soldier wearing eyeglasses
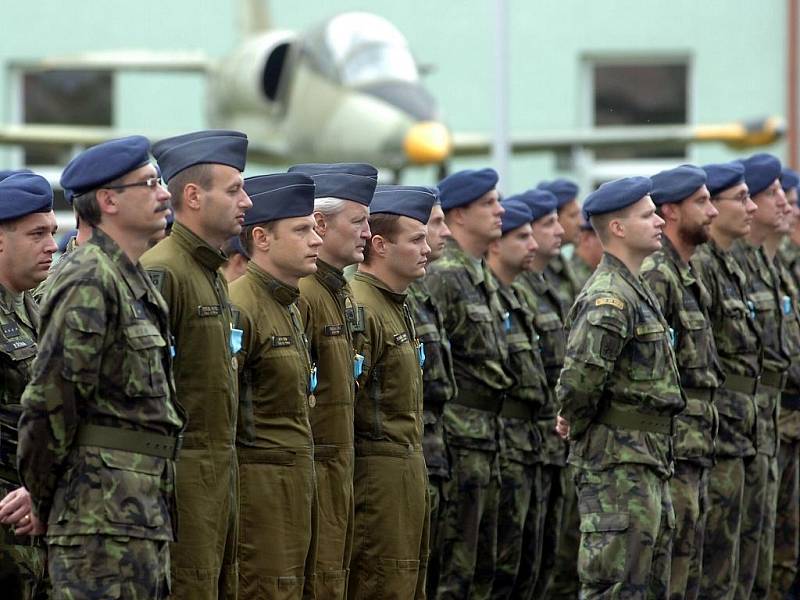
[17,136,185,599]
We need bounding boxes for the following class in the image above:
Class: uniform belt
[596,406,672,435]
[722,373,759,395]
[682,388,714,403]
[782,393,800,411]
[354,439,422,457]
[760,369,788,392]
[450,387,505,413]
[76,424,183,460]
[500,398,538,420]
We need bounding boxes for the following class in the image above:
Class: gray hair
[314,196,356,217]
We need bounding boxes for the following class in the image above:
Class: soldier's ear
[183,183,202,211]
[370,234,388,257]
[608,218,625,239]
[252,225,271,252]
[313,211,327,238]
[95,188,119,216]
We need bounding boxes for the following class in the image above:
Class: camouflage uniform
[642,236,722,600]
[769,249,800,600]
[544,253,581,311]
[489,282,548,600]
[32,236,78,305]
[406,277,458,598]
[17,227,185,599]
[691,239,761,600]
[142,222,240,600]
[348,272,430,599]
[0,287,48,600]
[730,240,789,600]
[568,252,595,294]
[556,252,685,599]
[230,262,317,599]
[513,270,570,600]
[297,259,358,599]
[426,239,513,600]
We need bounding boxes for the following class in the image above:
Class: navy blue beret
[583,176,652,218]
[288,163,377,206]
[780,167,800,192]
[0,169,33,183]
[60,135,150,202]
[536,178,579,208]
[0,172,54,222]
[153,130,248,182]
[741,153,782,197]
[438,168,498,210]
[371,185,437,224]
[500,199,533,234]
[242,173,315,226]
[702,161,745,196]
[508,189,558,221]
[650,164,707,206]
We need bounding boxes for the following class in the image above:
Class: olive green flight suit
[142,222,240,600]
[348,271,430,600]
[0,287,47,600]
[231,262,317,599]
[297,259,358,599]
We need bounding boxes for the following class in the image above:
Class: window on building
[591,61,688,160]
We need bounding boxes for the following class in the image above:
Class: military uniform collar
[171,222,228,273]
[660,235,696,287]
[408,278,431,302]
[63,236,78,256]
[246,261,299,306]
[354,270,407,304]
[0,285,17,315]
[600,251,657,304]
[444,238,486,286]
[548,253,566,274]
[89,226,149,300]
[314,258,348,292]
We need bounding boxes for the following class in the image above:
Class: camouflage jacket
[425,239,513,451]
[691,239,761,458]
[556,252,685,478]
[407,277,456,477]
[545,252,581,310]
[641,236,722,465]
[32,235,78,305]
[779,237,800,287]
[569,252,595,293]
[495,282,548,465]
[231,262,315,451]
[141,222,238,452]
[297,259,358,450]
[18,227,185,539]
[775,252,800,441]
[515,271,568,466]
[351,271,423,449]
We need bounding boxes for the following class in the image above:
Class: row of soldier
[0,126,798,600]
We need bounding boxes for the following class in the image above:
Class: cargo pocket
[628,321,667,381]
[122,322,169,397]
[676,309,710,368]
[578,511,629,584]
[377,557,421,599]
[100,450,166,528]
[258,575,305,600]
[463,304,496,360]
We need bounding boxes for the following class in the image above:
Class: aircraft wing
[8,50,213,73]
[451,116,786,156]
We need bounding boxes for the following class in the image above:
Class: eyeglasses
[713,192,750,205]
[102,177,163,191]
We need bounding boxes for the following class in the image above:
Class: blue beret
[583,176,652,218]
[242,173,315,226]
[702,161,745,196]
[438,168,498,210]
[60,135,150,203]
[780,167,800,192]
[508,189,558,221]
[0,172,54,222]
[536,178,579,208]
[153,130,248,182]
[0,169,33,183]
[288,163,377,206]
[500,199,533,234]
[371,185,437,224]
[741,153,782,197]
[650,164,707,206]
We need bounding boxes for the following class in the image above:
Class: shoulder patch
[147,269,166,293]
[595,297,624,310]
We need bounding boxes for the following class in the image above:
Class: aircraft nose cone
[404,121,452,164]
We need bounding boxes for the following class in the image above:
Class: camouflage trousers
[769,436,799,600]
[667,461,709,600]
[737,452,778,600]
[435,445,499,600]
[700,456,745,600]
[426,475,445,599]
[0,538,48,600]
[574,464,675,600]
[349,447,430,600]
[546,465,580,600]
[48,535,169,599]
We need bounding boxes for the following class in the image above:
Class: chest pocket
[628,321,668,381]
[749,290,777,317]
[718,298,755,354]
[459,304,498,360]
[0,338,36,404]
[378,333,420,412]
[122,323,169,398]
[506,332,541,388]
[676,310,710,369]
[534,311,565,369]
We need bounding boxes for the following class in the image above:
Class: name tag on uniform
[271,335,292,347]
[2,339,31,352]
[1,323,20,338]
[324,324,344,337]
[394,332,409,345]
[197,305,222,318]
